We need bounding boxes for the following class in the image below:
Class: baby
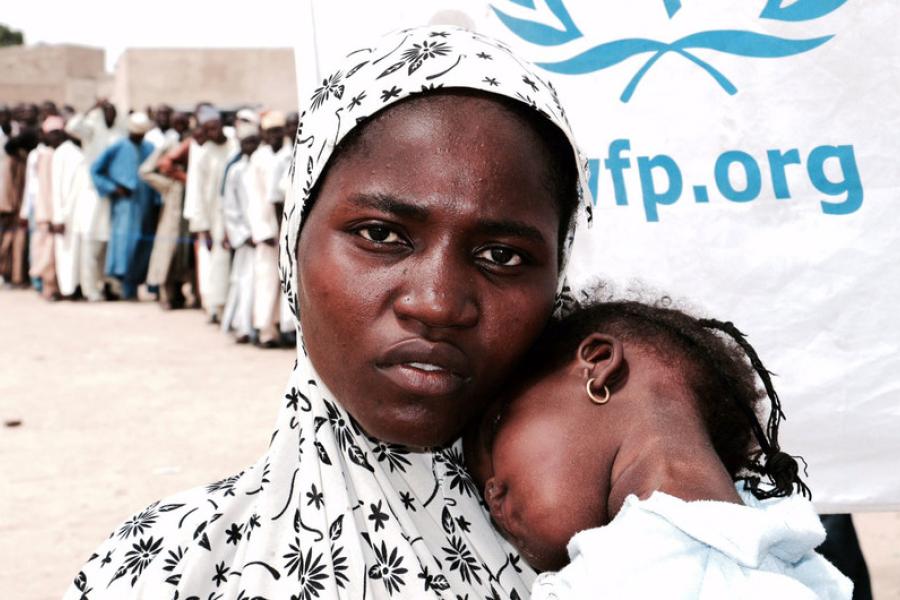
[464,298,852,599]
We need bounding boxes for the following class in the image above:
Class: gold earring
[586,378,610,405]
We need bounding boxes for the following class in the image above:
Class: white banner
[299,0,900,512]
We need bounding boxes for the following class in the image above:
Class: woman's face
[296,94,563,447]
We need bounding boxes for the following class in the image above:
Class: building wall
[113,48,298,112]
[0,44,298,113]
[0,44,106,109]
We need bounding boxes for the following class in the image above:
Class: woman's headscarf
[65,26,591,600]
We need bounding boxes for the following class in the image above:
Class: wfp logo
[491,0,847,102]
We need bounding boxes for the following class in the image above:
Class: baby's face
[464,364,609,572]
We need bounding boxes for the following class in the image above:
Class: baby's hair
[529,296,810,501]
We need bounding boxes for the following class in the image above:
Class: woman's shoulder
[62,475,242,599]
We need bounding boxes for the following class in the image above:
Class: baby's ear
[575,333,624,389]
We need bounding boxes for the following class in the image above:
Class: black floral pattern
[439,447,479,497]
[368,500,389,531]
[73,571,91,599]
[284,542,328,599]
[372,441,411,473]
[225,522,243,544]
[310,71,345,112]
[330,543,349,589]
[419,565,451,592]
[246,513,261,539]
[286,386,312,411]
[401,39,452,74]
[112,536,163,586]
[347,91,367,110]
[400,490,416,512]
[162,546,185,573]
[443,536,483,585]
[368,541,408,595]
[380,86,403,102]
[117,503,158,539]
[206,472,243,497]
[319,398,357,450]
[306,483,324,509]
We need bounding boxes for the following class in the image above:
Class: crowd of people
[0,100,300,348]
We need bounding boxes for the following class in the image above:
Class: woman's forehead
[334,91,552,167]
[318,96,562,230]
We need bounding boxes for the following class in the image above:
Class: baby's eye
[475,246,523,267]
[357,225,402,244]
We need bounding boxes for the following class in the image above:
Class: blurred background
[0,1,301,113]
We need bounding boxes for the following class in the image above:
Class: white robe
[269,144,294,332]
[50,140,91,296]
[0,128,9,209]
[221,154,255,338]
[267,141,293,205]
[144,127,179,151]
[531,486,852,600]
[19,146,40,222]
[66,107,124,242]
[247,144,287,341]
[20,146,43,278]
[183,136,238,315]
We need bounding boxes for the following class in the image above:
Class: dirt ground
[1,288,897,599]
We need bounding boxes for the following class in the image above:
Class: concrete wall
[0,44,298,113]
[113,48,298,112]
[0,44,106,109]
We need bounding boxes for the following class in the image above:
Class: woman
[64,26,591,599]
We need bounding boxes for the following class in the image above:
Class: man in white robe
[247,111,290,347]
[221,115,261,342]
[28,117,67,299]
[19,141,42,289]
[66,100,126,162]
[0,105,12,227]
[182,106,237,323]
[0,105,17,284]
[144,104,180,150]
[66,100,125,301]
[275,111,299,338]
[50,133,92,297]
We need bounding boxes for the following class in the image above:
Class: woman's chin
[354,405,468,448]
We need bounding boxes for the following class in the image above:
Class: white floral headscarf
[65,26,591,600]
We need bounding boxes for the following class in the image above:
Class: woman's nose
[392,251,479,330]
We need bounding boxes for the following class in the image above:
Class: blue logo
[491,0,847,102]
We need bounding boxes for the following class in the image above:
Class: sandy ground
[0,288,897,599]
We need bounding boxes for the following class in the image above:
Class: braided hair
[529,296,811,500]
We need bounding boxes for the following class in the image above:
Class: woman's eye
[475,247,523,267]
[357,225,401,244]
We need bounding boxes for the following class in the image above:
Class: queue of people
[0,100,299,348]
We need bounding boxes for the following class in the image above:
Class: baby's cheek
[527,471,602,569]
[520,483,601,571]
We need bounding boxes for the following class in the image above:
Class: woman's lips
[376,338,472,397]
[378,363,466,396]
